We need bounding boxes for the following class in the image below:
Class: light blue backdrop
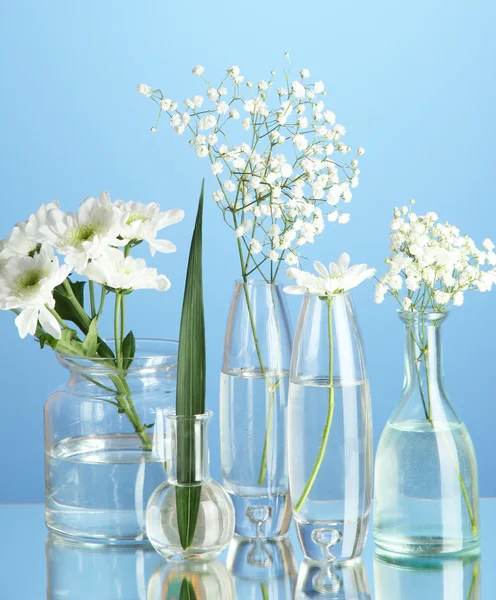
[1,0,495,501]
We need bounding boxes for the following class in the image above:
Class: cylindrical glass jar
[146,409,235,561]
[288,292,373,563]
[374,312,480,556]
[46,533,162,600]
[44,339,177,544]
[220,279,293,539]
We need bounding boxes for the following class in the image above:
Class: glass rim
[303,290,353,299]
[235,278,283,287]
[397,309,449,323]
[162,408,213,422]
[57,338,179,373]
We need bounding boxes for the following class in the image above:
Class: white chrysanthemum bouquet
[375,202,496,311]
[138,57,364,283]
[0,192,183,448]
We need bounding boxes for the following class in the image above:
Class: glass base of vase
[374,530,481,557]
[228,489,292,539]
[294,513,370,563]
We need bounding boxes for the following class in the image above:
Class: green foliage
[175,181,206,550]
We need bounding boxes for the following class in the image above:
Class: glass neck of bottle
[402,312,448,421]
[167,412,211,485]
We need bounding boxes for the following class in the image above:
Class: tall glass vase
[374,312,480,556]
[220,279,293,539]
[288,292,372,563]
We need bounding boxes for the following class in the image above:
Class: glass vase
[220,279,293,539]
[47,533,162,600]
[146,409,234,561]
[374,551,481,600]
[374,312,481,556]
[227,536,298,600]
[44,339,177,544]
[288,292,372,563]
[147,560,236,600]
[295,558,371,599]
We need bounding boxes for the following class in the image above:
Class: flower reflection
[227,536,298,599]
[295,558,371,599]
[374,550,481,600]
[147,559,235,600]
[46,533,161,600]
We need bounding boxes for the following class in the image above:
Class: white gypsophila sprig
[284,253,375,297]
[83,247,171,292]
[138,56,364,283]
[0,244,71,339]
[375,202,496,312]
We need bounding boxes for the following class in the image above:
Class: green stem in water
[294,297,335,512]
[416,336,478,537]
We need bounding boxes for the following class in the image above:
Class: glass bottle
[220,279,293,538]
[295,558,371,599]
[374,550,481,600]
[227,536,298,599]
[374,312,480,556]
[44,339,177,544]
[288,292,372,562]
[146,409,234,561]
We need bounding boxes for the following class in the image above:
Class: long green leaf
[176,181,206,550]
[179,578,198,600]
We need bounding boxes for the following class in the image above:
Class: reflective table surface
[0,500,494,599]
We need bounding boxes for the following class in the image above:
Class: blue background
[0,0,494,501]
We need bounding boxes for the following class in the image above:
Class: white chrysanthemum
[83,248,170,292]
[115,200,184,256]
[0,245,71,339]
[40,191,125,272]
[0,201,59,259]
[285,253,375,297]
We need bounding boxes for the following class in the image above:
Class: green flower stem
[294,297,335,512]
[62,279,91,332]
[89,281,96,319]
[55,286,152,451]
[413,334,478,537]
[114,292,122,369]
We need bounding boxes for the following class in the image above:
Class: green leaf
[176,181,206,550]
[179,578,197,600]
[122,330,136,371]
[81,319,99,357]
[53,280,88,333]
[39,328,79,354]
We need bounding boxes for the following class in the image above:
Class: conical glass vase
[288,292,372,563]
[146,410,234,561]
[220,279,293,539]
[374,312,480,556]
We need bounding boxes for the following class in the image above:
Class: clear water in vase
[374,419,480,555]
[46,434,167,543]
[220,369,292,538]
[289,377,372,562]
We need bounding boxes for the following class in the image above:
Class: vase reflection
[227,536,298,599]
[295,558,371,599]
[46,533,161,600]
[147,559,235,600]
[374,549,481,600]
